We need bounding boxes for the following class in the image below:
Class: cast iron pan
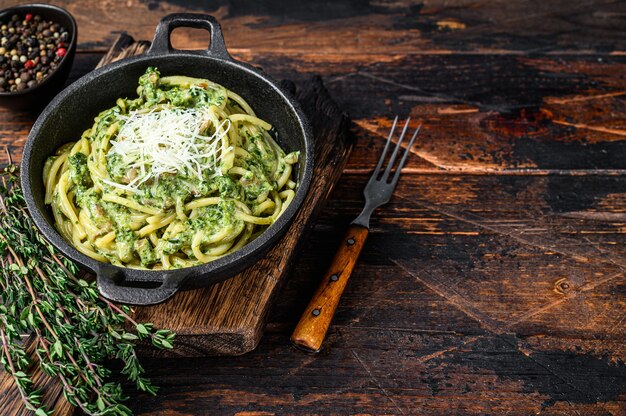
[21,14,314,305]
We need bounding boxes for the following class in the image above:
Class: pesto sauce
[68,67,293,267]
[68,153,92,188]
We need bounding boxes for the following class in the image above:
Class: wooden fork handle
[291,224,369,352]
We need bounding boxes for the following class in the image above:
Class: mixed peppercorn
[0,13,69,92]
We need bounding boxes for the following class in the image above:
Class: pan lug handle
[147,13,232,60]
[96,267,185,305]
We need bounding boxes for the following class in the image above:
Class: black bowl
[22,14,314,305]
[0,3,77,111]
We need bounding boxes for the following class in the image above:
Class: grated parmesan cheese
[105,107,231,191]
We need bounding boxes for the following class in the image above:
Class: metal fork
[291,117,421,352]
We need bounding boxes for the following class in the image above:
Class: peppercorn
[0,13,68,92]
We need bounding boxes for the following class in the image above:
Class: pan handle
[147,13,232,60]
[96,268,184,305]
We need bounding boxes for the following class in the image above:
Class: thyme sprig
[0,164,175,415]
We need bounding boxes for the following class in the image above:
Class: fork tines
[374,116,421,184]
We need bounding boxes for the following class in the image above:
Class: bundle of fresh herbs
[0,163,175,415]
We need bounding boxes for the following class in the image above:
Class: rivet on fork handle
[291,224,369,352]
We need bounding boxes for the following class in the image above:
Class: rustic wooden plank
[0,2,625,415]
[5,0,626,53]
[3,119,626,409]
[3,52,626,173]
[123,332,625,415]
[121,171,626,415]
[248,53,626,172]
[311,173,626,343]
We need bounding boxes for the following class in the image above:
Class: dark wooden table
[1,0,626,414]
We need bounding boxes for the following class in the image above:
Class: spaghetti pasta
[44,67,299,270]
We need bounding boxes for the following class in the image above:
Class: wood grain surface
[0,0,625,415]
